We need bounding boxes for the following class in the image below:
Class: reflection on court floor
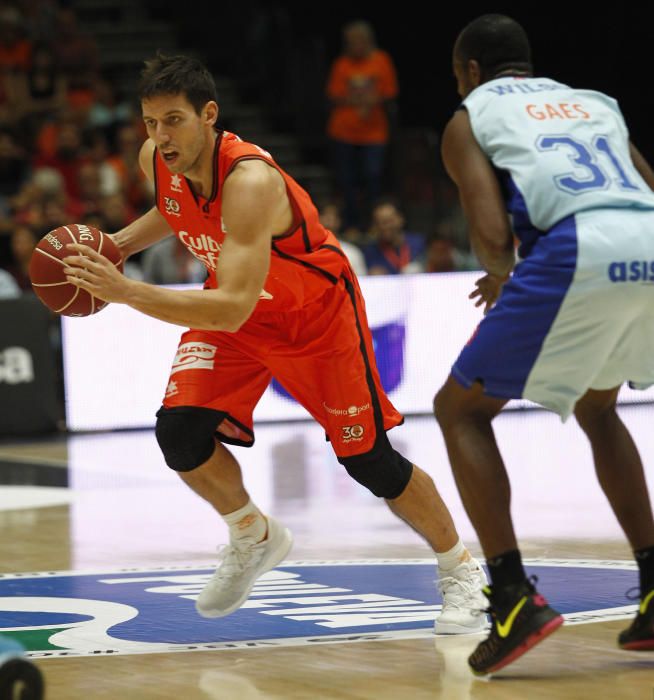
[1,407,653,698]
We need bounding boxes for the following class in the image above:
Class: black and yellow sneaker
[468,577,564,675]
[618,587,654,651]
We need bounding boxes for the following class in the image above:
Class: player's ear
[468,59,482,88]
[204,101,219,127]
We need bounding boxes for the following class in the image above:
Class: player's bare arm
[630,141,654,191]
[110,139,173,259]
[442,108,515,312]
[62,160,289,332]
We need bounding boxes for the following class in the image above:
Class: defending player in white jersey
[433,14,654,675]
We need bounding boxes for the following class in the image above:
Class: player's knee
[155,406,223,472]
[574,401,617,434]
[338,440,413,499]
[433,383,460,429]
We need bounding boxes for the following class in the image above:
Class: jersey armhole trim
[320,243,347,259]
[271,242,339,284]
[226,155,304,240]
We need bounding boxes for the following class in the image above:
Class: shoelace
[210,538,263,582]
[438,567,485,612]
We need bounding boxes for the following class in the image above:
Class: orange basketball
[29,224,123,317]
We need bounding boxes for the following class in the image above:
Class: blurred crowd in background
[0,1,477,300]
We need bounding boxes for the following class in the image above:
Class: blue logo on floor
[0,559,637,658]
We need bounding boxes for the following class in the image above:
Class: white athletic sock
[223,499,267,544]
[436,538,471,572]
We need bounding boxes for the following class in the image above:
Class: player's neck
[185,131,218,200]
[492,69,532,80]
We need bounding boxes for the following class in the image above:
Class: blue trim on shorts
[452,215,578,399]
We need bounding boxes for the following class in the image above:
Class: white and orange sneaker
[434,559,490,635]
[196,517,293,618]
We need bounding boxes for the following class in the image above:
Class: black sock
[635,545,654,594]
[486,549,527,590]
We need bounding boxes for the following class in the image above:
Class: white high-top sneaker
[434,559,490,635]
[196,516,293,618]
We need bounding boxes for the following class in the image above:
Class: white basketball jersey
[462,76,654,233]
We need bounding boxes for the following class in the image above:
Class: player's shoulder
[221,130,273,159]
[224,157,282,198]
[442,107,474,145]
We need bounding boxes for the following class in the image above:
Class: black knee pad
[338,439,413,499]
[155,406,224,472]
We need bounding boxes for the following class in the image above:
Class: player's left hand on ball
[63,243,131,304]
[468,273,508,315]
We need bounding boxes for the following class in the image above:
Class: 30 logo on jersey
[164,197,181,217]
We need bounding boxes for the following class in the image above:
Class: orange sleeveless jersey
[153,130,348,312]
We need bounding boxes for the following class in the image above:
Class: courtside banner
[0,297,59,435]
[61,273,654,431]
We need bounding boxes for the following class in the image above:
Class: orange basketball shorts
[161,274,403,458]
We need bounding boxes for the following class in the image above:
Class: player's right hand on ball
[63,243,132,305]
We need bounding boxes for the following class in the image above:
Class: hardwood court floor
[1,407,654,699]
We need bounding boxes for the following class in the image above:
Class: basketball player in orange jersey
[62,54,486,631]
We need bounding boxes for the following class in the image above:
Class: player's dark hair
[455,14,533,81]
[139,53,217,115]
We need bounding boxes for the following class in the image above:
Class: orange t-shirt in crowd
[326,49,398,145]
[0,39,31,71]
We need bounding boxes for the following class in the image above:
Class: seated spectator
[6,223,39,291]
[318,201,367,276]
[0,7,31,73]
[33,120,88,199]
[77,162,104,215]
[425,235,479,273]
[141,237,206,286]
[99,193,136,233]
[40,195,79,230]
[54,8,98,107]
[22,0,59,45]
[364,200,426,275]
[0,7,30,125]
[0,128,28,211]
[11,167,84,228]
[106,123,153,212]
[85,129,121,197]
[0,267,20,298]
[87,77,132,132]
[8,41,66,125]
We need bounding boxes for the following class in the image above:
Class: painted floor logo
[0,559,638,659]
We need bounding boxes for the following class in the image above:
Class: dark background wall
[175,3,653,156]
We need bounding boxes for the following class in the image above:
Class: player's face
[142,93,216,175]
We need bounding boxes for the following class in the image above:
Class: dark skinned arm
[441,108,515,279]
